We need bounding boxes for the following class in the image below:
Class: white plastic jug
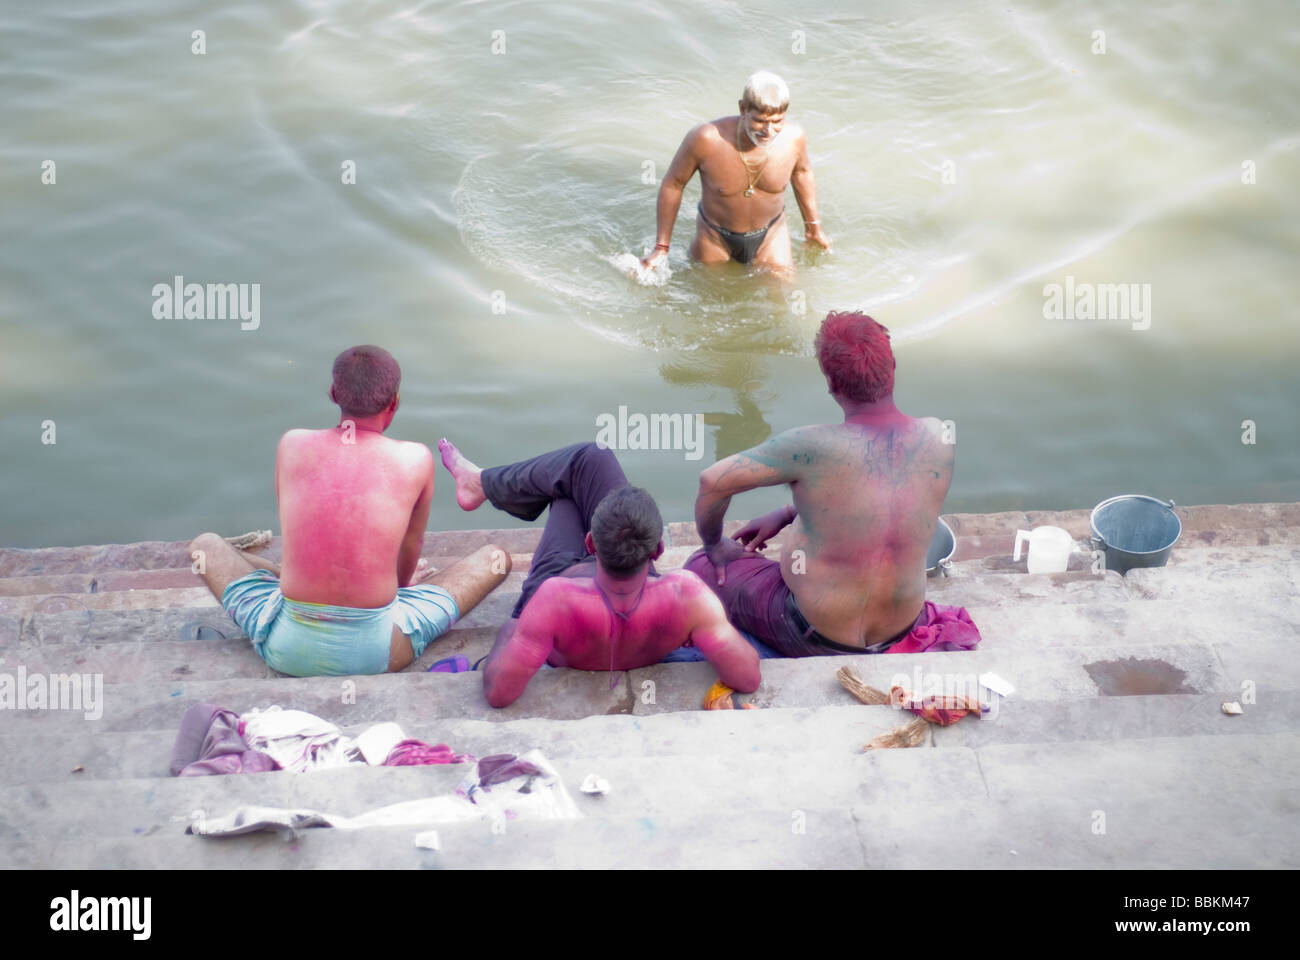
[1013,525,1075,573]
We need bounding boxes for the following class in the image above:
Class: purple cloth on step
[171,702,279,776]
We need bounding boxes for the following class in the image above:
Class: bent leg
[480,442,631,618]
[480,442,629,526]
[391,544,512,671]
[234,547,280,576]
[189,532,263,601]
[418,542,512,614]
[511,498,590,617]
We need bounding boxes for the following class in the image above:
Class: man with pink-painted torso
[438,440,761,707]
[190,346,508,676]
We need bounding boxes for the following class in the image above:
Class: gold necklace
[734,120,768,197]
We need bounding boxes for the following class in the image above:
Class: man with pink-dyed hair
[687,312,982,657]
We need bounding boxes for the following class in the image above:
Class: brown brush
[224,530,272,550]
[863,717,929,750]
[837,666,891,705]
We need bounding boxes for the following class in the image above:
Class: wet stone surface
[1083,657,1198,696]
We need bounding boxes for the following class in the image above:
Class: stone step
[0,572,535,619]
[0,556,540,600]
[937,543,1299,588]
[12,588,1279,665]
[2,704,907,783]
[4,541,1292,627]
[4,806,869,869]
[10,556,1293,653]
[633,637,1300,711]
[3,626,501,686]
[11,781,1297,869]
[3,692,1294,786]
[0,528,547,578]
[940,503,1300,538]
[5,503,1295,581]
[958,596,1285,652]
[0,574,530,621]
[10,602,508,647]
[2,637,1280,737]
[2,732,1294,848]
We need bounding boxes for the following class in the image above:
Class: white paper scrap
[979,672,1015,698]
[355,722,407,765]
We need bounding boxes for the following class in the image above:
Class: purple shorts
[683,549,923,658]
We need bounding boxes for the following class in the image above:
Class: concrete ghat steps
[6,785,1296,869]
[5,592,1288,690]
[5,544,1296,650]
[4,693,1298,786]
[4,733,1296,840]
[1,502,1297,868]
[2,636,1283,736]
[5,628,504,684]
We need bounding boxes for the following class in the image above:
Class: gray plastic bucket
[1089,495,1181,575]
[927,517,956,576]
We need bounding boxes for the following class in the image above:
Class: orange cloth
[703,681,757,710]
[889,686,985,726]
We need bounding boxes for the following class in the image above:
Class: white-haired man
[642,72,830,270]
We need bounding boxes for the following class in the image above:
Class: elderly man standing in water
[641,71,831,271]
[685,312,983,657]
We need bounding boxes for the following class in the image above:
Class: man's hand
[705,537,746,586]
[734,506,794,553]
[639,247,669,271]
[805,223,832,250]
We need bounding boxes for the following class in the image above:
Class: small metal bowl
[927,517,956,576]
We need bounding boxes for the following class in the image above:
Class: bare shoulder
[914,416,955,468]
[532,576,584,606]
[917,416,946,437]
[659,568,707,595]
[703,117,733,137]
[660,569,727,619]
[917,417,952,448]
[689,119,728,149]
[393,439,435,466]
[277,428,316,451]
[719,423,833,478]
[755,422,828,453]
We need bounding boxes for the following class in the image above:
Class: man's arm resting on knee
[687,583,761,693]
[483,605,556,708]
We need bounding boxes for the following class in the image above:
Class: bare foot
[438,438,486,511]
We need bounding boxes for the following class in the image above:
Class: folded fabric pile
[170,703,467,776]
[187,750,581,839]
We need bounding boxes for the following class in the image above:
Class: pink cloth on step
[884,601,983,654]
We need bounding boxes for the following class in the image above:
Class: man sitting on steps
[190,345,509,676]
[687,311,983,656]
[438,439,761,707]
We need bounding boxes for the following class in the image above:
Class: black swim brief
[784,592,916,655]
[697,203,784,264]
